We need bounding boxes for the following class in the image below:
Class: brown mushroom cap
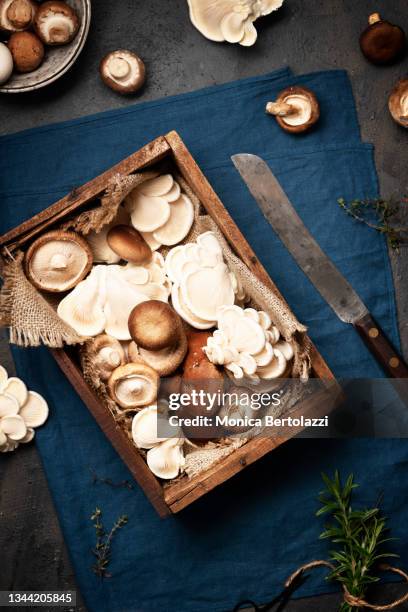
[34,0,79,45]
[360,13,406,64]
[266,86,320,134]
[8,30,44,72]
[0,0,36,32]
[108,362,159,409]
[128,301,181,351]
[100,50,146,94]
[138,327,188,377]
[24,230,93,292]
[107,225,152,264]
[388,78,408,128]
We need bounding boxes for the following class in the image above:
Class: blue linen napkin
[1,69,404,611]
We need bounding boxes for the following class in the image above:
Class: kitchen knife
[232,153,408,379]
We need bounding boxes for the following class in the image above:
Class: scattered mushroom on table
[360,13,406,64]
[100,49,146,94]
[266,86,320,133]
[388,79,408,128]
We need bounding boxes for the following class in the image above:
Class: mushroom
[108,362,159,409]
[131,404,169,449]
[139,174,174,197]
[388,79,408,128]
[360,13,406,65]
[128,300,182,352]
[2,376,28,407]
[86,207,129,264]
[257,348,288,379]
[0,392,20,418]
[91,334,126,382]
[18,390,49,427]
[100,50,145,94]
[1,414,27,441]
[0,0,37,32]
[0,365,8,390]
[146,437,185,480]
[34,0,79,45]
[25,230,93,292]
[266,86,320,133]
[187,0,284,46]
[125,191,171,233]
[152,194,194,246]
[0,42,13,85]
[8,30,44,73]
[138,327,188,377]
[182,263,235,322]
[107,225,152,265]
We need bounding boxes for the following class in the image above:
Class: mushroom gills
[146,438,185,480]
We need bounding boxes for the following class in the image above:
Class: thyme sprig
[337,196,408,251]
[317,471,398,611]
[91,508,128,579]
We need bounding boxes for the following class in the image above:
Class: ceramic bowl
[0,0,91,94]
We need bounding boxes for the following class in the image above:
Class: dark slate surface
[0,1,407,610]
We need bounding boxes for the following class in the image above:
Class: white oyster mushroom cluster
[203,305,294,380]
[125,174,194,250]
[58,253,171,340]
[131,405,185,479]
[188,0,284,46]
[166,232,245,330]
[0,365,49,453]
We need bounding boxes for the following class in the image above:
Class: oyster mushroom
[108,362,159,409]
[90,334,126,382]
[138,330,188,377]
[0,365,8,390]
[107,225,152,265]
[25,230,93,293]
[360,13,406,65]
[131,404,169,449]
[2,376,28,407]
[0,0,37,32]
[0,392,20,418]
[153,194,194,246]
[125,191,171,233]
[266,86,320,133]
[139,174,174,197]
[1,414,27,441]
[100,50,145,94]
[18,390,49,428]
[388,79,408,128]
[187,0,284,46]
[0,42,13,84]
[146,437,185,480]
[128,300,182,351]
[34,0,79,45]
[8,30,44,73]
[85,207,129,264]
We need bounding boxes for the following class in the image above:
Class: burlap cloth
[0,170,312,478]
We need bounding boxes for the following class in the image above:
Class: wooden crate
[0,131,341,517]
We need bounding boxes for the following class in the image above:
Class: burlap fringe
[286,561,408,610]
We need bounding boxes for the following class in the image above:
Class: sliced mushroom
[25,230,93,292]
[153,194,194,246]
[266,86,320,133]
[0,392,20,418]
[131,404,168,449]
[1,414,27,441]
[128,300,181,351]
[100,50,145,94]
[34,0,79,45]
[107,225,152,264]
[8,30,44,72]
[18,390,49,427]
[0,42,13,84]
[360,13,406,65]
[91,334,126,381]
[108,362,159,409]
[2,376,28,407]
[0,0,37,32]
[125,191,171,233]
[388,79,408,128]
[146,437,185,480]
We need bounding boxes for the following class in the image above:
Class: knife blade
[232,153,408,379]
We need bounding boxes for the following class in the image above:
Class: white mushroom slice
[225,362,244,379]
[103,269,148,340]
[132,404,168,449]
[20,428,35,444]
[86,207,129,264]
[274,340,294,361]
[258,349,287,379]
[244,308,260,323]
[140,231,162,251]
[126,192,171,233]
[184,243,201,262]
[146,438,185,480]
[19,390,49,428]
[0,365,8,390]
[1,414,27,441]
[165,245,186,283]
[165,181,181,202]
[58,267,106,337]
[140,174,174,197]
[182,263,235,322]
[135,282,168,302]
[0,393,19,418]
[153,194,194,246]
[266,326,280,345]
[253,341,274,367]
[121,264,150,285]
[2,377,28,407]
[197,231,223,255]
[171,284,215,330]
[258,311,272,330]
[218,306,265,354]
[238,352,257,376]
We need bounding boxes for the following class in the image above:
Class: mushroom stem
[368,12,381,25]
[50,253,68,270]
[266,100,295,117]
[126,378,144,393]
[109,57,130,79]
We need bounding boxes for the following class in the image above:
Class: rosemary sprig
[337,196,408,251]
[91,508,128,579]
[317,471,398,611]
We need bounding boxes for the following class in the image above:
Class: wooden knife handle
[355,313,408,378]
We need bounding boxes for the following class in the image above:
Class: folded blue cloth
[2,69,404,611]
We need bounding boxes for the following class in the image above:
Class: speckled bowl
[0,0,91,94]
